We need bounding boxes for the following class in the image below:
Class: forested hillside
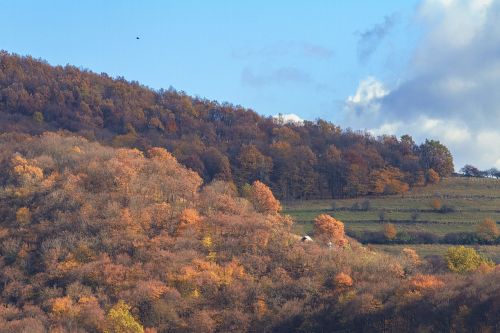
[0,52,454,199]
[0,132,499,332]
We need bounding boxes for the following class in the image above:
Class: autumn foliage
[0,52,455,200]
[383,223,398,240]
[427,168,441,184]
[476,218,499,242]
[313,214,348,246]
[445,246,494,273]
[334,272,353,288]
[248,180,281,214]
[0,54,499,332]
[409,274,444,290]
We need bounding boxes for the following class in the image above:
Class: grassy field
[370,244,500,263]
[283,177,500,261]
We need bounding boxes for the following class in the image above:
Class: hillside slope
[0,52,454,200]
[0,132,498,332]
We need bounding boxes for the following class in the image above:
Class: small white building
[301,235,313,242]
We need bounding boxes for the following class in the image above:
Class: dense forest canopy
[0,132,498,332]
[0,52,454,199]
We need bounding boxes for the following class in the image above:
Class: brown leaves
[15,207,31,226]
[476,218,500,241]
[370,166,409,195]
[248,180,281,214]
[334,272,353,288]
[383,223,397,240]
[409,274,444,290]
[427,168,441,184]
[177,208,202,235]
[313,214,348,247]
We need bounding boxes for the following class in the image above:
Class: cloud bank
[346,0,500,169]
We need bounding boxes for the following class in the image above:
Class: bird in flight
[136,36,140,40]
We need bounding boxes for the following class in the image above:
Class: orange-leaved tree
[476,218,499,242]
[384,223,397,240]
[248,180,281,214]
[427,168,440,184]
[313,214,347,247]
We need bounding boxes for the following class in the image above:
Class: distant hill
[0,51,454,199]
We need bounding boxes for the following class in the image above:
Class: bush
[442,232,479,245]
[378,210,386,222]
[430,198,442,211]
[476,218,500,242]
[410,210,420,222]
[427,169,440,184]
[360,200,371,211]
[439,205,455,214]
[383,223,397,240]
[444,246,494,273]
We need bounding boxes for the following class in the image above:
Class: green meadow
[284,177,500,261]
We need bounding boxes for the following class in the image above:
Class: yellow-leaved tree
[444,246,494,273]
[105,300,144,333]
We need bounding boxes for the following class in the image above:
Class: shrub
[409,274,444,289]
[430,198,442,211]
[476,218,499,242]
[444,246,494,273]
[16,207,31,225]
[383,223,397,240]
[427,169,440,184]
[33,111,44,123]
[334,272,353,288]
[439,204,455,214]
[378,210,386,222]
[443,232,479,245]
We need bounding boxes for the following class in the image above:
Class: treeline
[0,132,498,332]
[351,229,500,245]
[460,164,500,178]
[0,52,454,199]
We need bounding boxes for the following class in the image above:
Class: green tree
[419,140,454,177]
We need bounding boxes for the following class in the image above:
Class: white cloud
[368,116,470,144]
[417,0,492,50]
[368,122,402,136]
[343,0,500,169]
[345,77,389,115]
[435,77,477,94]
[273,113,304,125]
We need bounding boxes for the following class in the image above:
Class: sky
[0,0,498,169]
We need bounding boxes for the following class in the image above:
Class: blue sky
[0,1,418,120]
[1,0,500,169]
